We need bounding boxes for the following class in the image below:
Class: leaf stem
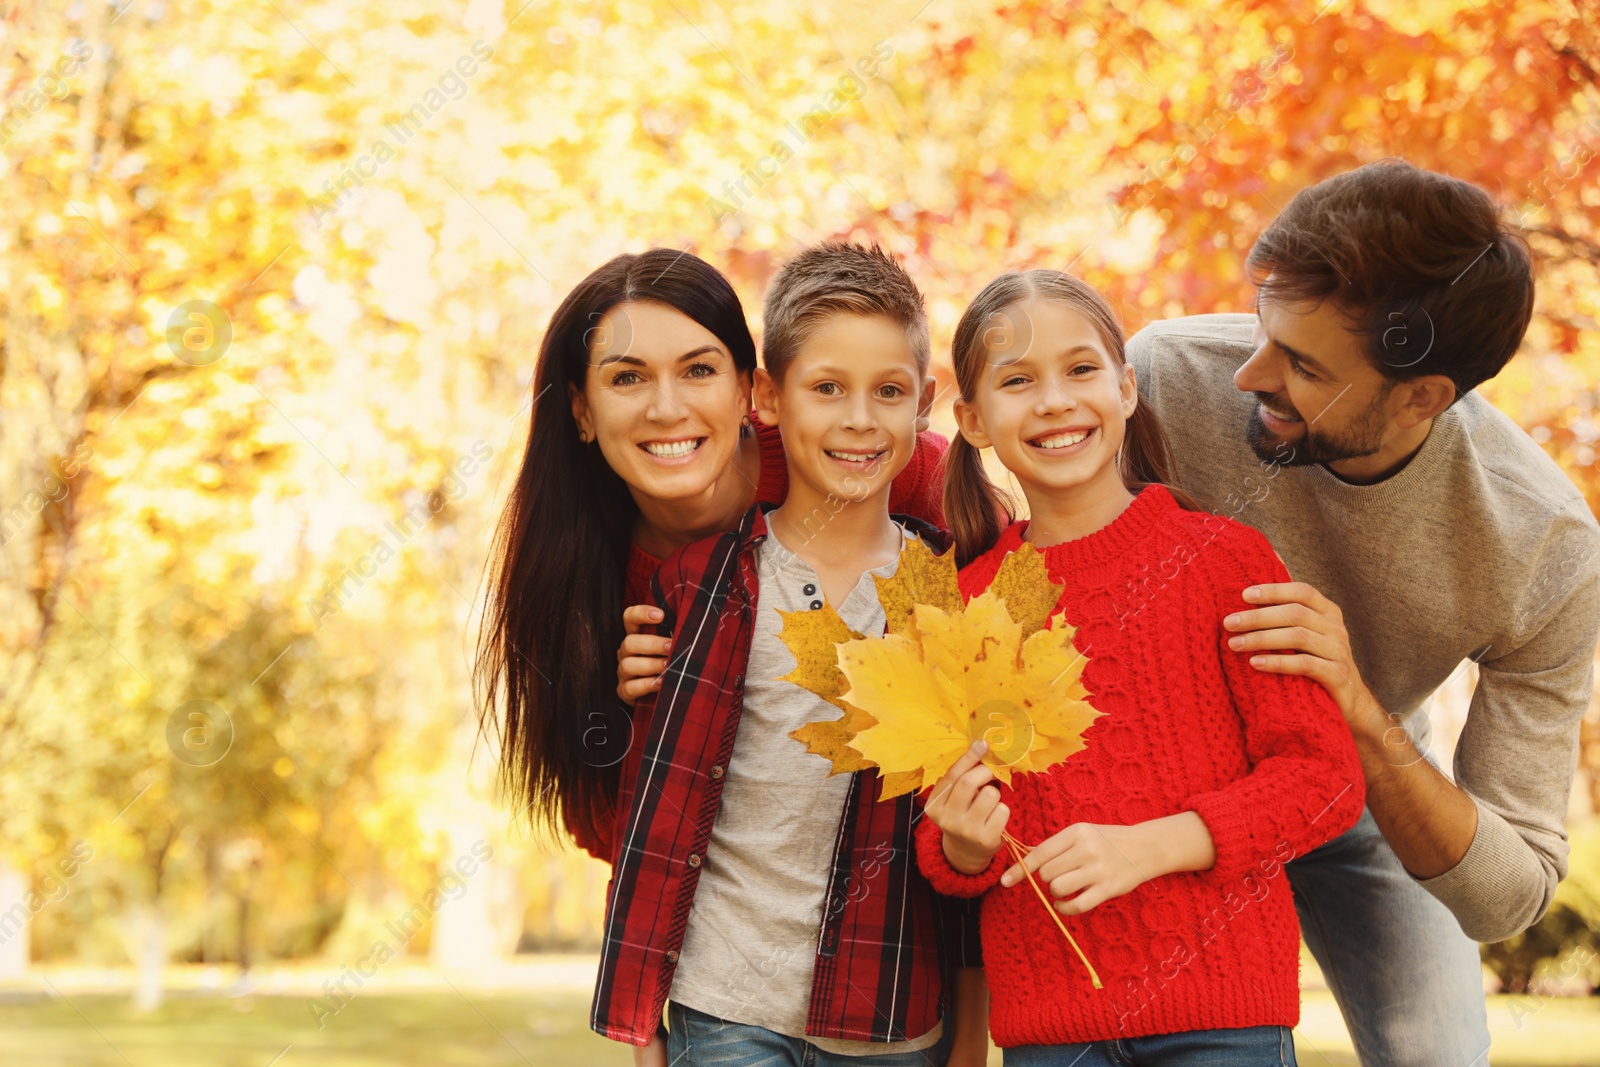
[1002,830,1103,989]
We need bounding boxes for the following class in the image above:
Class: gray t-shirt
[668,519,942,1055]
[1127,312,1600,942]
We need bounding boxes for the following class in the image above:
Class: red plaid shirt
[591,503,982,1047]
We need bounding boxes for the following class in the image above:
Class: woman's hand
[617,604,671,706]
[944,967,991,1067]
[631,1032,666,1067]
[923,742,1008,875]
[999,812,1215,916]
[945,1040,990,1067]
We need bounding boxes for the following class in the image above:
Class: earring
[578,429,590,444]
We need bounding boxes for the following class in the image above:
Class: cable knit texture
[914,484,1365,1046]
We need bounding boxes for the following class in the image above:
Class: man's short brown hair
[1246,159,1534,401]
[761,242,930,382]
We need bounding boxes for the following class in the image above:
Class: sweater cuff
[914,815,1006,898]
[1414,796,1551,943]
[1183,790,1255,883]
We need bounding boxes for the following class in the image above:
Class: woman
[474,248,947,863]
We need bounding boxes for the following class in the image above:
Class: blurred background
[1,0,1597,1063]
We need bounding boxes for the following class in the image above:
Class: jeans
[666,1001,955,1066]
[1004,1026,1295,1066]
[1287,806,1491,1067]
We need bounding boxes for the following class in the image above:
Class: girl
[917,269,1365,1065]
[473,249,946,866]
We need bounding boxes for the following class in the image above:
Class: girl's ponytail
[1121,395,1199,511]
[946,271,1039,565]
[943,432,1013,568]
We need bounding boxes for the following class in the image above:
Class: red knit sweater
[914,485,1364,1046]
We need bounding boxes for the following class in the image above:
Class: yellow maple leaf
[777,602,865,710]
[781,540,1103,801]
[873,535,961,641]
[989,541,1062,636]
[780,605,876,775]
[843,594,1102,798]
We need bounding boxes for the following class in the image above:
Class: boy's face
[753,312,933,507]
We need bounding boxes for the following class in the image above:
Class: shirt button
[810,599,823,610]
[733,673,744,689]
[687,853,702,868]
[665,949,679,964]
[710,765,725,779]
[803,583,817,596]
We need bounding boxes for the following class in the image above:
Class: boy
[591,243,985,1066]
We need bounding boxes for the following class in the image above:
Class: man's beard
[1244,389,1391,467]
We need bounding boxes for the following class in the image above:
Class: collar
[735,500,949,556]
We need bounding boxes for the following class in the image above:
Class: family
[473,160,1600,1066]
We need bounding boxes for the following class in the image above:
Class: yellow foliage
[785,542,1103,800]
[3,0,1595,961]
[873,536,962,640]
[780,607,876,775]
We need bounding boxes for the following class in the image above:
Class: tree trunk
[130,901,165,1012]
[430,824,522,970]
[0,858,30,979]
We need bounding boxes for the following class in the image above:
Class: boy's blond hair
[761,243,930,383]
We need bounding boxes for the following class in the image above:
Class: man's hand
[1222,581,1480,878]
[617,604,671,706]
[1222,581,1382,731]
[923,742,1008,875]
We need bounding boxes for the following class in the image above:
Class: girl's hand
[999,812,1215,916]
[631,1032,665,1067]
[616,604,670,706]
[923,742,1009,875]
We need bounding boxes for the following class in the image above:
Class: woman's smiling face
[569,300,752,503]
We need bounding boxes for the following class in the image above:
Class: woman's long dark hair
[943,269,1197,567]
[475,249,757,848]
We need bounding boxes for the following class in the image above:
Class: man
[1127,158,1600,1067]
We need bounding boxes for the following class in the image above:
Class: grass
[0,989,629,1067]
[0,989,1596,1065]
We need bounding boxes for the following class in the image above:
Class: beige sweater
[1127,313,1600,942]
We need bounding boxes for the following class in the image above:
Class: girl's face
[569,300,752,503]
[953,296,1137,500]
